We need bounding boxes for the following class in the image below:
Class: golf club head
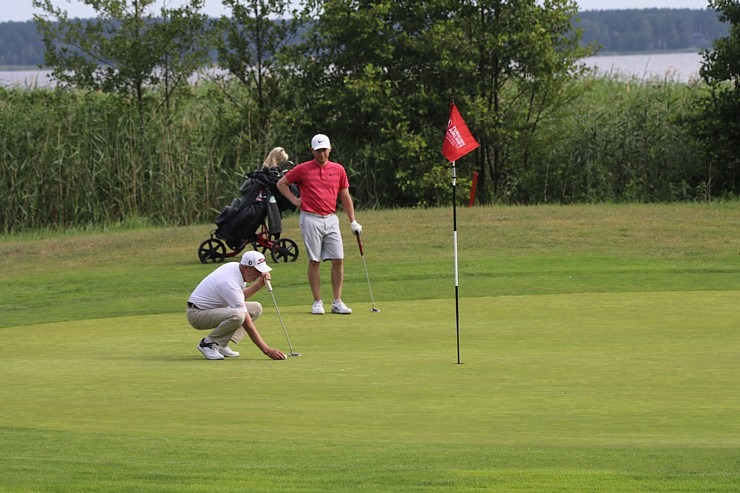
[288,352,301,357]
[371,307,380,312]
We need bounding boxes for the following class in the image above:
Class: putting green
[2,290,737,448]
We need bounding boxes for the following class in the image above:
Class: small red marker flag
[441,103,479,162]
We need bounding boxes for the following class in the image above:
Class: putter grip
[355,232,364,256]
[265,279,273,292]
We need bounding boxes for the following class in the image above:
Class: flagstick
[452,160,461,365]
[443,101,478,365]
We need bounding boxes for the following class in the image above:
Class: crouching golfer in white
[187,250,286,360]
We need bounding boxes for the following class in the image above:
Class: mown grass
[0,204,738,492]
[1,203,737,328]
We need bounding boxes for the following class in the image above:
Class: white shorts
[299,212,344,262]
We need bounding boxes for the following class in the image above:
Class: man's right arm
[277,176,301,209]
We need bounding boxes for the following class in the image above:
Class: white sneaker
[217,346,240,358]
[312,300,325,315]
[331,300,352,314]
[197,339,224,360]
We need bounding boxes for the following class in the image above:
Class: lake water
[0,70,54,88]
[0,52,705,87]
[584,52,704,82]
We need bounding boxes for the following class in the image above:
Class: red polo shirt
[284,159,350,216]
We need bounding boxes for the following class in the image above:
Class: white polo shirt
[188,263,246,312]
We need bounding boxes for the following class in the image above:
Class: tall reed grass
[0,84,270,233]
[529,74,707,203]
[0,75,725,233]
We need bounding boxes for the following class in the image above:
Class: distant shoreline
[0,53,704,85]
[0,50,707,70]
[0,65,42,71]
[590,48,705,57]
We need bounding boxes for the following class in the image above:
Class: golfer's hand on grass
[265,347,287,360]
[350,220,362,235]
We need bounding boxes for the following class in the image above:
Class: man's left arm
[338,187,355,222]
[339,187,362,234]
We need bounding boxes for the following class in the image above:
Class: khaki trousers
[186,302,263,347]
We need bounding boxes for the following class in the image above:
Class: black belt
[187,302,201,309]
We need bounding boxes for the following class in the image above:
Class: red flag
[441,103,479,162]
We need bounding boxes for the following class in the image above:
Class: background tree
[284,0,593,206]
[456,0,594,204]
[283,0,438,207]
[30,0,214,224]
[694,0,740,197]
[32,0,210,116]
[214,0,297,140]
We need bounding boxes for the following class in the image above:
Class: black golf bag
[214,167,296,250]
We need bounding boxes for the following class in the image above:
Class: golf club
[355,232,380,312]
[265,279,301,357]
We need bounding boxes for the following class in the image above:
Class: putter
[355,232,380,312]
[265,279,301,357]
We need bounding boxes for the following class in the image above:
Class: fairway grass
[1,204,739,491]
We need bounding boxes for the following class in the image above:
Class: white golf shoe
[331,300,352,314]
[217,346,240,358]
[197,339,224,360]
[312,300,325,315]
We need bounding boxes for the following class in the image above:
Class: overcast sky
[1,0,712,22]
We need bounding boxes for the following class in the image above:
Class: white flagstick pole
[452,160,461,364]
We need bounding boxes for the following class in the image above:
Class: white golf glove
[350,220,362,235]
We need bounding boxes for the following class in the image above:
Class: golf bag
[214,167,296,250]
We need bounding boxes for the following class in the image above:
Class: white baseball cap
[240,250,272,272]
[311,134,331,150]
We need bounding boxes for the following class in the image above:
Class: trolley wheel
[198,238,227,264]
[252,242,270,255]
[271,238,299,263]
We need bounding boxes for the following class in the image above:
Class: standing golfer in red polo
[277,134,362,315]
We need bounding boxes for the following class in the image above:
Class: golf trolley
[197,166,300,264]
[198,223,299,264]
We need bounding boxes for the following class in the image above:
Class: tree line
[0,21,46,66]
[0,8,730,67]
[578,8,728,53]
[0,0,737,233]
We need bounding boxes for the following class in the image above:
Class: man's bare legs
[308,259,344,302]
[331,258,344,301]
[308,260,322,301]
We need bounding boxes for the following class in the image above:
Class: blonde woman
[262,147,289,169]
